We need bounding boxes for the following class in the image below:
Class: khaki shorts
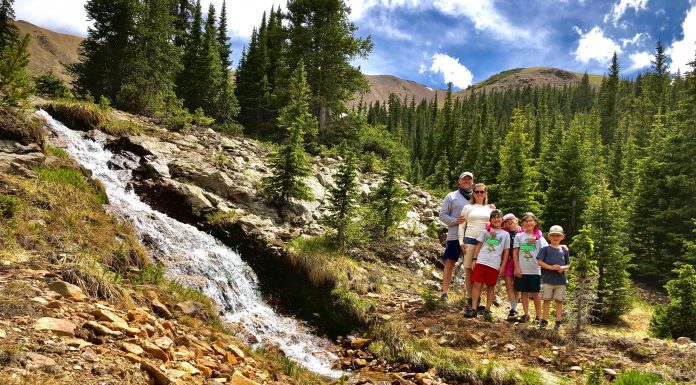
[463,243,477,269]
[542,284,566,301]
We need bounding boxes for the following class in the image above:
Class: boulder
[230,371,261,385]
[47,281,86,301]
[23,352,57,371]
[33,317,76,337]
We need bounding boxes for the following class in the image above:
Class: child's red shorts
[470,263,500,286]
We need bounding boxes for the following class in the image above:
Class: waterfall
[38,110,341,378]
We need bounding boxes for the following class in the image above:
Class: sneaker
[539,319,549,329]
[554,320,563,330]
[440,293,448,303]
[464,308,477,318]
[507,309,519,320]
[477,304,487,312]
[519,314,530,323]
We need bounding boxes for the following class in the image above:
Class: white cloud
[361,10,412,40]
[429,53,473,89]
[14,0,288,39]
[621,32,647,47]
[627,51,652,71]
[346,0,532,43]
[668,4,696,74]
[574,26,622,64]
[604,0,649,26]
[15,0,89,37]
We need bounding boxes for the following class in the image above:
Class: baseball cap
[502,213,517,222]
[459,171,474,179]
[548,225,565,235]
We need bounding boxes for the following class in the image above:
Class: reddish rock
[34,317,76,337]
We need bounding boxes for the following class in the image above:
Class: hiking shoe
[519,314,530,323]
[507,309,519,320]
[477,304,487,312]
[539,319,549,329]
[464,308,477,318]
[440,293,448,303]
[554,320,563,330]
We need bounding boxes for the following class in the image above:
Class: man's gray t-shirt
[537,245,570,285]
[439,190,470,241]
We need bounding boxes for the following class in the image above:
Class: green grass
[97,120,144,136]
[613,370,672,385]
[0,194,20,218]
[205,209,238,225]
[35,167,109,205]
[45,145,69,158]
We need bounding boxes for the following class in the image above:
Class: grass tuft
[97,120,144,136]
[0,194,20,218]
[44,98,107,131]
[45,145,69,159]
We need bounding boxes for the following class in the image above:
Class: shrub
[612,370,667,385]
[649,264,696,340]
[419,287,440,310]
[585,365,606,385]
[192,107,215,127]
[0,194,19,218]
[153,95,191,131]
[213,121,244,136]
[33,70,70,98]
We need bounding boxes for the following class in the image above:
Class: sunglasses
[474,190,486,194]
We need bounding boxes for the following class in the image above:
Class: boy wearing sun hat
[536,225,571,330]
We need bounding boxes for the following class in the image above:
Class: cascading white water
[38,110,341,378]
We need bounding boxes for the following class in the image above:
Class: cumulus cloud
[429,53,473,89]
[573,26,621,64]
[14,0,89,36]
[14,0,286,39]
[346,0,532,43]
[627,51,652,71]
[604,0,649,26]
[621,32,647,47]
[668,4,696,74]
[360,9,412,40]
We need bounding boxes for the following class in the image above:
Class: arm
[560,251,571,272]
[513,248,522,277]
[439,194,459,227]
[500,248,509,272]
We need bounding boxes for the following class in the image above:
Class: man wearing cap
[438,171,475,302]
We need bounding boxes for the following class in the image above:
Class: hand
[456,215,466,224]
[529,236,537,243]
[514,268,522,278]
[554,265,561,271]
[488,204,496,209]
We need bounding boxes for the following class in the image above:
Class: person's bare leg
[532,293,542,318]
[486,285,495,310]
[504,276,517,310]
[471,282,482,309]
[555,301,563,321]
[442,259,456,295]
[465,267,474,298]
[543,300,551,320]
[521,293,529,316]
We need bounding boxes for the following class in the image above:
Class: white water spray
[39,110,341,377]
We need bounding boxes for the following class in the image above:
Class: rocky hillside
[14,20,82,82]
[454,67,604,99]
[351,75,446,107]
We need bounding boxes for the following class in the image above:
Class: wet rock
[33,317,76,337]
[47,281,86,301]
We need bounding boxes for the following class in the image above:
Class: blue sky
[15,0,696,90]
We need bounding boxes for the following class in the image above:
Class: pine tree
[496,108,541,216]
[649,263,696,340]
[68,0,138,101]
[176,0,201,108]
[569,227,597,333]
[262,62,315,205]
[425,153,450,193]
[172,0,194,48]
[582,179,632,322]
[0,0,18,50]
[324,144,359,247]
[598,52,620,145]
[544,112,597,238]
[0,32,29,109]
[118,0,181,116]
[285,0,373,139]
[367,158,407,238]
[217,0,231,70]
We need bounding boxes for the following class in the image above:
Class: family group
[439,172,571,329]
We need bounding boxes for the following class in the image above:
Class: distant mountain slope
[14,20,83,82]
[353,75,447,107]
[454,67,603,99]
